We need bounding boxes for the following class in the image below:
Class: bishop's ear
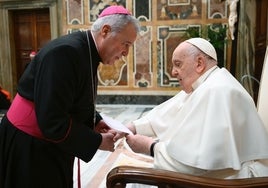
[101,25,112,36]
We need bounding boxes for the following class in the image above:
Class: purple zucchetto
[98,5,131,18]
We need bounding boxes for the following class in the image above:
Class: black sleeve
[32,45,101,162]
[95,111,103,125]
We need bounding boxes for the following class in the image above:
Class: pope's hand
[112,122,136,141]
[125,134,154,155]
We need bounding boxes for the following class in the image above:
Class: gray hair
[91,14,140,35]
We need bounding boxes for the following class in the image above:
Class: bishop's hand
[99,132,116,152]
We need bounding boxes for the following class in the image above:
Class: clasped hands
[95,120,155,155]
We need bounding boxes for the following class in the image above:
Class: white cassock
[133,66,268,179]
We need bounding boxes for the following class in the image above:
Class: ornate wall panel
[66,0,84,24]
[208,0,227,19]
[157,0,202,20]
[134,0,150,21]
[98,58,128,86]
[157,24,201,87]
[62,0,230,96]
[134,26,152,88]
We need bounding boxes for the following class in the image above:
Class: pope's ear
[196,55,206,73]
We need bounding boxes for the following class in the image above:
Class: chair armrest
[106,166,268,188]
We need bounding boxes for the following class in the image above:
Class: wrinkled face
[98,22,137,65]
[171,42,200,93]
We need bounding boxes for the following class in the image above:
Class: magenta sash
[7,94,44,139]
[8,94,83,187]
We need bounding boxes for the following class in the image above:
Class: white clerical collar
[90,31,100,53]
[192,65,218,90]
